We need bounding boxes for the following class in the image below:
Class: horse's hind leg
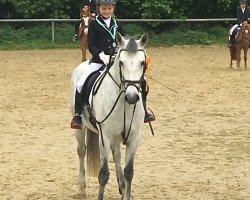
[75,126,87,194]
[236,49,242,68]
[111,143,125,196]
[229,48,233,68]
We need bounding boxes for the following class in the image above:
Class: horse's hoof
[77,187,86,196]
[122,195,133,200]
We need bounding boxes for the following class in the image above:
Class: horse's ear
[139,33,148,48]
[116,32,125,47]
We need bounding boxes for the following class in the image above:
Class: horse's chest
[82,16,90,26]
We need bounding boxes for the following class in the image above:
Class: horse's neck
[105,60,121,90]
[237,28,248,42]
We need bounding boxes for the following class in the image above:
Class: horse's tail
[87,128,100,177]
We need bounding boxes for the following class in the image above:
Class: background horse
[70,33,148,200]
[229,22,250,69]
[78,8,92,62]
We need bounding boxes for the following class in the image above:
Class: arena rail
[0,18,238,42]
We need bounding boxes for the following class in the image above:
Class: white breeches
[230,24,240,35]
[76,62,103,93]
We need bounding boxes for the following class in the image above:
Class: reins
[122,103,136,145]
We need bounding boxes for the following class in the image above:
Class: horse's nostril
[125,94,140,104]
[135,94,139,102]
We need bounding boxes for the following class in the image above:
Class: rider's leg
[142,79,155,123]
[71,90,84,129]
[228,24,239,47]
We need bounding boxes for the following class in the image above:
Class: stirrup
[73,35,79,43]
[70,115,83,129]
[144,108,156,123]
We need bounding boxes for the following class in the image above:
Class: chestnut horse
[78,7,93,62]
[229,23,250,69]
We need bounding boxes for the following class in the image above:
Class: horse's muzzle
[125,93,140,104]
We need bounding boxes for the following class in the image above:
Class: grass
[0,24,228,50]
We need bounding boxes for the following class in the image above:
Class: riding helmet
[97,0,116,5]
[239,0,247,4]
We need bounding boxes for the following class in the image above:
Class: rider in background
[227,0,249,47]
[73,0,97,42]
[71,0,155,129]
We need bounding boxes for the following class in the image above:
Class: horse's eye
[119,61,123,66]
[141,61,145,66]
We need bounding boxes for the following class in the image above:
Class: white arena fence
[0,18,238,42]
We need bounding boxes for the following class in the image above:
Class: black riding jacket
[88,15,125,63]
[237,7,249,24]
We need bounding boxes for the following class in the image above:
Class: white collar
[103,17,111,28]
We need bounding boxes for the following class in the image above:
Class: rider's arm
[88,21,101,57]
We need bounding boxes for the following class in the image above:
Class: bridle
[112,48,147,93]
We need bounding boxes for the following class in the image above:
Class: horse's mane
[124,36,138,53]
[237,23,250,42]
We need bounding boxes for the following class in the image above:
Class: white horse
[70,33,148,200]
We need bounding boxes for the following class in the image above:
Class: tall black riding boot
[71,90,83,129]
[142,80,155,123]
[227,35,233,48]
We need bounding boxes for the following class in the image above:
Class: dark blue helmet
[97,0,116,5]
[239,0,247,4]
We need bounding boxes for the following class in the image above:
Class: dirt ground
[0,46,250,200]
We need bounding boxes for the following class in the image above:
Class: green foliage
[0,0,239,20]
[0,23,228,50]
[4,0,71,18]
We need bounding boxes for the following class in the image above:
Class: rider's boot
[227,35,232,48]
[71,90,83,129]
[142,81,155,123]
[73,34,79,42]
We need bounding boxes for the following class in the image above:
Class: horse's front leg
[123,136,140,200]
[98,138,111,200]
[244,48,248,69]
[75,127,87,195]
[80,36,88,62]
[111,143,125,196]
[236,48,242,68]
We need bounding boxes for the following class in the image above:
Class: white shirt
[103,17,111,28]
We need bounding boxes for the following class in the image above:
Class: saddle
[82,70,101,106]
[232,26,242,42]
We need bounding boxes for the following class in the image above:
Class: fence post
[51,21,55,42]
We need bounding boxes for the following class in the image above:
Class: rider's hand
[99,52,110,65]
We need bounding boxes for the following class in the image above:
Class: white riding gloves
[99,52,110,65]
